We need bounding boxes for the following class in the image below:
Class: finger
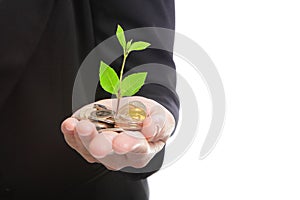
[61,118,79,148]
[89,131,118,159]
[148,140,166,155]
[75,120,98,147]
[61,117,79,135]
[142,106,166,141]
[112,131,149,155]
[66,120,99,163]
[123,140,166,169]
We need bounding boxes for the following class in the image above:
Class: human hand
[61,96,175,171]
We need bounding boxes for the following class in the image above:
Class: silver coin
[89,111,115,124]
[93,104,108,110]
[94,121,114,130]
[77,101,146,132]
[78,106,95,120]
[95,110,113,118]
[98,127,124,133]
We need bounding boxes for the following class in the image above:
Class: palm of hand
[61,96,175,171]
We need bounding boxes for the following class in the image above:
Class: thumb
[142,105,166,141]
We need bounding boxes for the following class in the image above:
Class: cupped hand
[61,96,175,171]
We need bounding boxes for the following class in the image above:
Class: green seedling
[99,25,151,116]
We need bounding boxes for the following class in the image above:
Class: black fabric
[0,0,179,199]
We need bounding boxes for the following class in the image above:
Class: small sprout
[99,24,151,115]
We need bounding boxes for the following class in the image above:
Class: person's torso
[0,1,148,198]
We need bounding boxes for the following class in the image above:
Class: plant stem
[115,53,128,117]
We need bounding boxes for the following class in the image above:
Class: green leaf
[116,25,126,51]
[126,39,133,53]
[99,61,119,94]
[120,72,147,96]
[128,41,151,52]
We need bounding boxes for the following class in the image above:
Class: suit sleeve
[91,0,180,180]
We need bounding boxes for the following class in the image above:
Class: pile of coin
[77,100,147,133]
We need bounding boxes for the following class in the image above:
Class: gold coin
[118,100,147,122]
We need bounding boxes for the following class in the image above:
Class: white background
[148,0,300,199]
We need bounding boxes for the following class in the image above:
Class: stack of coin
[76,100,147,133]
[114,101,147,131]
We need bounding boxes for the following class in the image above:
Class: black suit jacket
[0,0,179,199]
